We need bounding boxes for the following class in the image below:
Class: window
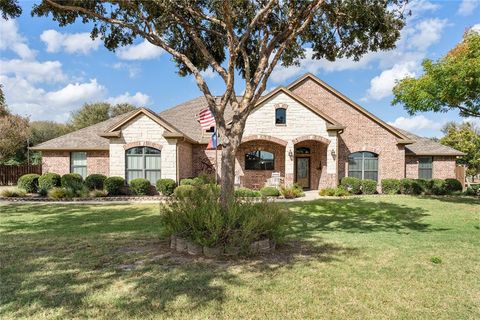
[296,147,311,154]
[70,152,87,178]
[275,108,286,124]
[418,157,433,179]
[245,150,274,170]
[348,151,378,181]
[126,146,161,184]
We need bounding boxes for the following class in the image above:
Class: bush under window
[104,176,125,196]
[129,178,151,195]
[38,173,61,192]
[156,178,176,196]
[17,174,40,193]
[85,174,107,190]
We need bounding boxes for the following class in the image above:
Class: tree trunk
[219,141,237,211]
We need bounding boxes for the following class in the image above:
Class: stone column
[284,140,294,186]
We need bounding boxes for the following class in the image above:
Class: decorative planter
[187,241,203,255]
[203,246,223,258]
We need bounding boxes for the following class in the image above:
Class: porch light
[330,149,336,159]
[288,149,293,160]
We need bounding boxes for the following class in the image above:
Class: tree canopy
[69,102,137,130]
[440,122,480,178]
[393,31,480,118]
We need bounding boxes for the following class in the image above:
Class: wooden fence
[0,165,42,186]
[455,165,466,190]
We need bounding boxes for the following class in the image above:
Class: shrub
[48,187,74,199]
[415,179,433,194]
[160,185,290,252]
[89,189,108,198]
[381,179,401,195]
[280,184,304,199]
[1,188,26,198]
[156,178,176,196]
[17,174,40,193]
[465,184,480,196]
[38,173,61,191]
[174,185,196,198]
[104,176,125,196]
[84,174,107,190]
[180,178,195,186]
[319,187,350,197]
[400,178,422,195]
[430,179,447,195]
[235,187,261,198]
[260,186,280,197]
[129,178,151,195]
[340,177,362,194]
[195,173,215,185]
[444,178,462,193]
[361,179,377,195]
[61,173,84,191]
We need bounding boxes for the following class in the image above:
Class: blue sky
[1,0,479,137]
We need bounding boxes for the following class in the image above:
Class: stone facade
[42,150,109,176]
[291,78,405,183]
[109,114,178,180]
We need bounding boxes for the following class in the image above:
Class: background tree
[28,0,407,208]
[0,0,21,20]
[69,102,138,130]
[110,103,138,117]
[393,30,480,118]
[440,122,480,179]
[0,86,30,164]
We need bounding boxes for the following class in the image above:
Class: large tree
[17,0,407,208]
[393,30,480,118]
[440,122,480,179]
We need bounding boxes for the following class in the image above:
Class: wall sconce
[288,149,293,160]
[330,149,336,159]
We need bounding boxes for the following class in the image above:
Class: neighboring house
[31,73,464,190]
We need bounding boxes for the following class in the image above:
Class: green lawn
[1,196,479,319]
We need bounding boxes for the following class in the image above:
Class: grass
[0,196,479,319]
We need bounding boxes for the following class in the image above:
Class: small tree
[25,0,407,209]
[440,122,480,180]
[69,102,111,130]
[393,30,480,118]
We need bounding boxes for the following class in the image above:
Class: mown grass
[0,196,479,319]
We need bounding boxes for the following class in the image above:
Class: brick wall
[177,141,193,179]
[42,150,109,176]
[405,155,457,179]
[291,78,405,182]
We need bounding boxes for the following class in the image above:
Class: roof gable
[287,73,413,144]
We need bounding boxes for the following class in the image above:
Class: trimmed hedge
[104,176,125,195]
[430,179,446,195]
[381,179,401,194]
[444,178,462,192]
[260,186,280,197]
[17,174,40,193]
[38,173,61,192]
[340,177,362,194]
[156,178,176,196]
[61,173,84,191]
[400,178,422,195]
[174,185,196,198]
[235,187,261,198]
[85,174,107,190]
[319,187,350,197]
[129,178,151,195]
[361,179,377,195]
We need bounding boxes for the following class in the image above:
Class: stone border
[170,235,275,257]
[0,195,169,202]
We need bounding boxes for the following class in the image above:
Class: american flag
[197,107,215,130]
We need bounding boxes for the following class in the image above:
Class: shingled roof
[395,129,465,156]
[30,111,137,151]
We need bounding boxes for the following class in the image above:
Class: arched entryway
[293,136,330,190]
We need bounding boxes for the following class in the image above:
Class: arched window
[275,108,286,124]
[126,146,161,184]
[348,151,378,181]
[296,147,311,154]
[245,150,274,170]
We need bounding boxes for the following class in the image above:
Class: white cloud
[107,92,150,106]
[45,79,105,106]
[365,62,417,101]
[457,0,480,16]
[406,0,440,21]
[388,115,445,133]
[116,40,163,60]
[471,24,480,33]
[40,29,101,54]
[409,18,448,51]
[200,68,217,79]
[0,59,66,83]
[0,19,36,60]
[112,62,140,78]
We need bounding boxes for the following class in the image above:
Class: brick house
[31,73,464,190]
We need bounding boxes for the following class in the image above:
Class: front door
[295,157,310,189]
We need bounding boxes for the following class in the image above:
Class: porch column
[284,140,294,186]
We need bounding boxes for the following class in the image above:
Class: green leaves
[393,33,480,118]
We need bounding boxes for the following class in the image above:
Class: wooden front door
[295,157,310,189]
